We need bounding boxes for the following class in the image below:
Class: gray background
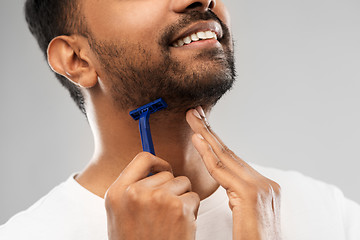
[1,0,359,224]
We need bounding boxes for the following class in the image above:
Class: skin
[47,0,281,239]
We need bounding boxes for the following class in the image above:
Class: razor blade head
[129,98,168,120]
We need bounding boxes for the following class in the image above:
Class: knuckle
[183,193,200,215]
[221,145,231,154]
[208,167,216,177]
[203,144,213,156]
[104,188,118,209]
[225,146,233,154]
[220,146,228,155]
[164,170,175,179]
[189,192,201,204]
[219,145,236,158]
[135,151,154,161]
[214,159,226,171]
[171,198,184,210]
[169,199,186,218]
[151,189,169,205]
[134,152,171,173]
[159,170,174,180]
[176,176,192,188]
[124,185,140,202]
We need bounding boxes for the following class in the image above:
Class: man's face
[83,0,235,112]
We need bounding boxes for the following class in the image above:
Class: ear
[47,35,98,88]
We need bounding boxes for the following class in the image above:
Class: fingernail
[192,109,202,119]
[196,106,206,118]
[197,133,204,140]
[196,106,210,126]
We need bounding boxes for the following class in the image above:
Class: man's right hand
[105,152,200,240]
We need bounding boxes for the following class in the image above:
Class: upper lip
[170,20,223,45]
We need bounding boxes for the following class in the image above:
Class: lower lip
[171,39,221,50]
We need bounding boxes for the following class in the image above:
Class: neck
[75,99,218,200]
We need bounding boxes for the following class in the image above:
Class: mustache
[159,10,230,47]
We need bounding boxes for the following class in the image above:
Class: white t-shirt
[1,164,359,240]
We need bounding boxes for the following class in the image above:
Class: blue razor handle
[138,109,155,154]
[129,98,168,155]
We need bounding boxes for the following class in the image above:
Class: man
[0,0,359,239]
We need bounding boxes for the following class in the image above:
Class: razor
[129,98,167,155]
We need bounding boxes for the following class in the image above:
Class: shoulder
[251,163,360,239]
[0,180,68,239]
[0,175,107,240]
[250,163,354,212]
[251,163,340,198]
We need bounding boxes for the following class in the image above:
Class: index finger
[114,152,172,187]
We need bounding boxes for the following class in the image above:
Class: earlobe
[77,69,98,88]
[47,35,98,89]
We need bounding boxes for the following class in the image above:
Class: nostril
[186,2,203,10]
[185,1,215,11]
[208,1,215,9]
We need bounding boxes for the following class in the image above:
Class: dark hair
[24,0,88,115]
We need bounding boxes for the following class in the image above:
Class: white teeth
[173,30,218,47]
[205,31,213,39]
[177,39,185,47]
[191,33,199,41]
[197,31,206,39]
[183,36,191,44]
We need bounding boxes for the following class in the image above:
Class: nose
[171,0,216,13]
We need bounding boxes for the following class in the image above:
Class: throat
[80,108,218,200]
[75,134,218,200]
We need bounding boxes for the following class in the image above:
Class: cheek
[214,1,231,28]
[124,8,168,42]
[86,2,168,44]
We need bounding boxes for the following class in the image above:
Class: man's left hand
[186,107,282,240]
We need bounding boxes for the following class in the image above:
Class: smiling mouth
[172,30,218,48]
[169,21,223,48]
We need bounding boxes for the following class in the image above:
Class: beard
[87,11,236,113]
